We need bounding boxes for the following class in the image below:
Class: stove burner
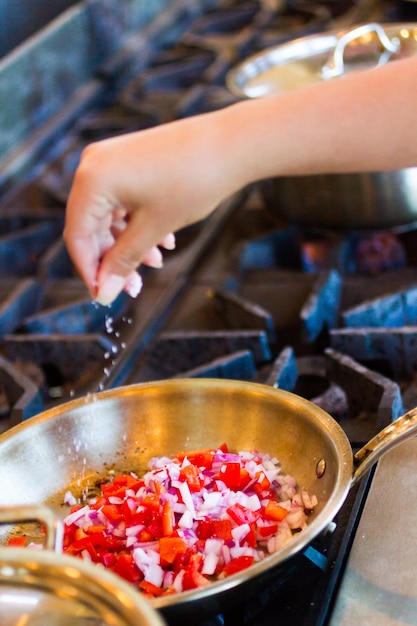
[301,231,407,274]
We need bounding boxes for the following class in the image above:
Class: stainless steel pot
[0,505,166,626]
[0,379,416,621]
[227,22,417,231]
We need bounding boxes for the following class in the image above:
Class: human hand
[64,111,238,305]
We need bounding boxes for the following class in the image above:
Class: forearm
[217,55,417,189]
[64,55,417,305]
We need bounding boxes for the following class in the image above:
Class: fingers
[95,272,129,306]
[159,233,176,250]
[142,246,163,268]
[135,234,176,268]
[124,271,143,299]
[65,164,177,305]
[94,235,177,306]
[95,270,143,304]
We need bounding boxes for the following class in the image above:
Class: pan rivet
[316,458,326,478]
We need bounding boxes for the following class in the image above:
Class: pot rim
[226,21,417,99]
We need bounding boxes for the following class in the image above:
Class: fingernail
[95,274,126,306]
[125,273,143,299]
[143,246,163,268]
[162,233,176,250]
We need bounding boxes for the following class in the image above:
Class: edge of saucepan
[225,29,336,98]
[0,379,354,611]
[0,546,166,626]
[225,22,416,99]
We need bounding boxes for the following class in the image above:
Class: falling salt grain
[105,316,114,334]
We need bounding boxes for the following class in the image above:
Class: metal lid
[0,506,165,626]
[227,22,417,98]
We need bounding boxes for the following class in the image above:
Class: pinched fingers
[95,233,177,305]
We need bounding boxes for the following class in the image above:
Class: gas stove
[1,1,417,624]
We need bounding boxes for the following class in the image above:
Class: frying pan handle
[321,22,400,79]
[352,406,417,484]
[0,505,64,552]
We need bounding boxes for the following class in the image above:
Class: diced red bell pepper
[226,502,260,526]
[242,524,257,548]
[144,512,162,540]
[182,554,210,590]
[161,501,174,537]
[139,579,165,597]
[68,531,126,553]
[137,528,154,543]
[239,468,252,490]
[264,500,288,522]
[196,519,212,540]
[112,553,141,583]
[176,448,215,469]
[101,551,117,567]
[83,542,100,562]
[113,474,143,489]
[160,536,188,565]
[101,474,144,498]
[120,500,143,526]
[142,493,160,510]
[180,464,202,492]
[101,504,124,525]
[172,546,195,573]
[253,470,271,495]
[218,462,241,490]
[89,496,107,510]
[256,522,278,538]
[68,533,102,552]
[74,528,88,542]
[6,536,26,547]
[86,524,107,534]
[210,519,233,541]
[222,555,254,576]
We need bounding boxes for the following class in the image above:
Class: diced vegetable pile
[46,445,318,597]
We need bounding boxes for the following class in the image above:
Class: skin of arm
[64,55,417,305]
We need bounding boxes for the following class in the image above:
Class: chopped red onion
[64,490,77,506]
[64,505,90,527]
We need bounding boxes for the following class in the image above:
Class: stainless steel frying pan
[0,379,415,621]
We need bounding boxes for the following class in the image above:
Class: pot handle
[352,406,417,484]
[321,22,400,80]
[0,505,64,552]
